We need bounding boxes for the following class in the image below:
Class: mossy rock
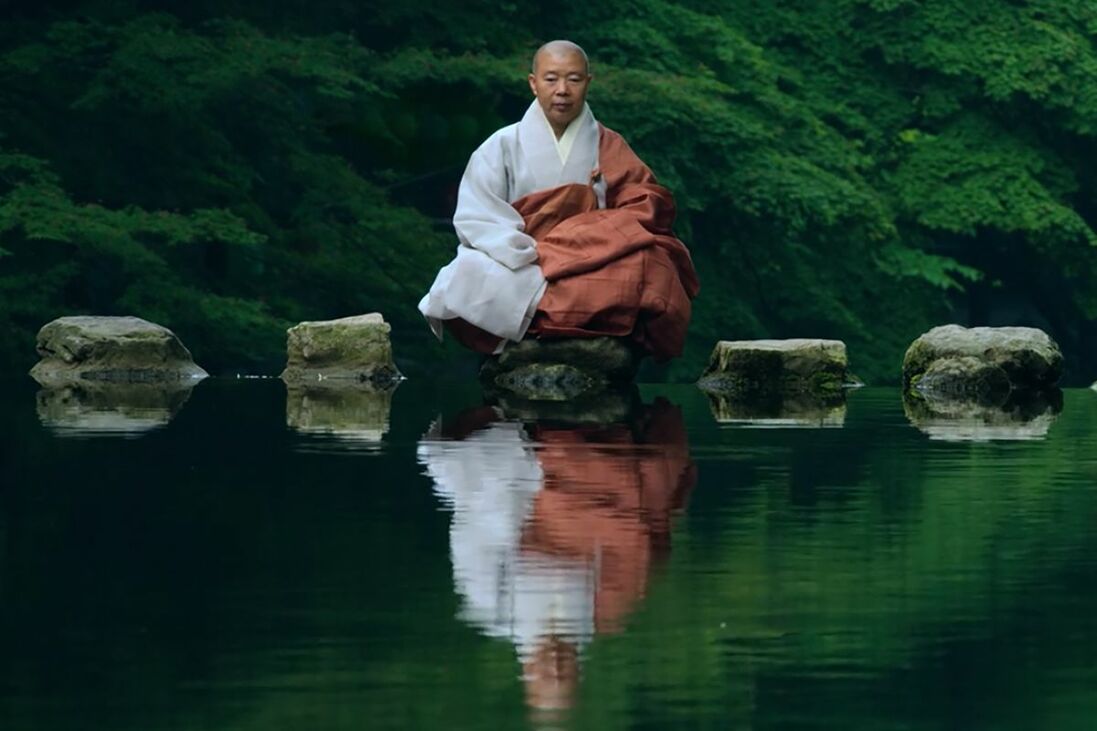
[30,316,208,384]
[480,337,640,401]
[281,313,402,387]
[696,339,849,397]
[902,325,1062,392]
[912,356,1011,399]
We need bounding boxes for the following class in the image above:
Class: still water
[2,377,1096,730]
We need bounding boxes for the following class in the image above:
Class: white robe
[418,100,606,343]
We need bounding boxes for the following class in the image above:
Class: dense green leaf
[0,1,1095,382]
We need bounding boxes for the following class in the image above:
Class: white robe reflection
[418,401,695,713]
[419,414,596,663]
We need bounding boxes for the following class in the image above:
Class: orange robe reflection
[424,399,696,713]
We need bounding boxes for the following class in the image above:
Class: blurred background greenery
[1,0,1095,383]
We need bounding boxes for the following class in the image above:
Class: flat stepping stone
[281,313,402,387]
[30,316,207,384]
[697,339,850,397]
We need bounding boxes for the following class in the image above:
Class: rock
[281,313,402,387]
[902,325,1062,393]
[492,363,597,401]
[285,382,394,447]
[30,316,208,384]
[480,337,640,401]
[36,381,199,437]
[696,339,849,397]
[903,389,1062,442]
[1090,381,1097,392]
[915,356,1011,398]
[705,391,846,428]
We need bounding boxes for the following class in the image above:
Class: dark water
[2,377,1097,730]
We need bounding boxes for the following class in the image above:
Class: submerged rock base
[281,313,402,387]
[480,337,640,401]
[30,316,208,384]
[697,339,851,397]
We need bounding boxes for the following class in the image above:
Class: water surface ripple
[1,380,1096,730]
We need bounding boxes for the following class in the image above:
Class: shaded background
[2,0,1096,383]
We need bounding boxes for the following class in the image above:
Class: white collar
[536,102,589,164]
[517,100,600,193]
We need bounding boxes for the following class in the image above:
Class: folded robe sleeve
[453,145,540,271]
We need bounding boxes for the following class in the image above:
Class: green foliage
[0,0,1095,382]
[890,117,1091,242]
[0,11,449,374]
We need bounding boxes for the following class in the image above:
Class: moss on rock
[697,339,850,397]
[281,313,402,386]
[902,325,1062,392]
[30,316,208,384]
[480,337,640,401]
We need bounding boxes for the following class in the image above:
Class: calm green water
[2,378,1097,730]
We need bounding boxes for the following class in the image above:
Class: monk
[418,40,700,359]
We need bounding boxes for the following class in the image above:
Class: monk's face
[528,49,591,137]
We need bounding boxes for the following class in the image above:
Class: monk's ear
[527,73,537,96]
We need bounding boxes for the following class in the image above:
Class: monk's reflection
[418,398,695,715]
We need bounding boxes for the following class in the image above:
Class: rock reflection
[285,383,395,450]
[489,386,638,425]
[903,388,1062,441]
[704,391,847,428]
[418,398,695,717]
[35,381,198,437]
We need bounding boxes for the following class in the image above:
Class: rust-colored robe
[446,126,700,361]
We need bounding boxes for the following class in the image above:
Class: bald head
[531,40,590,76]
[528,40,593,137]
